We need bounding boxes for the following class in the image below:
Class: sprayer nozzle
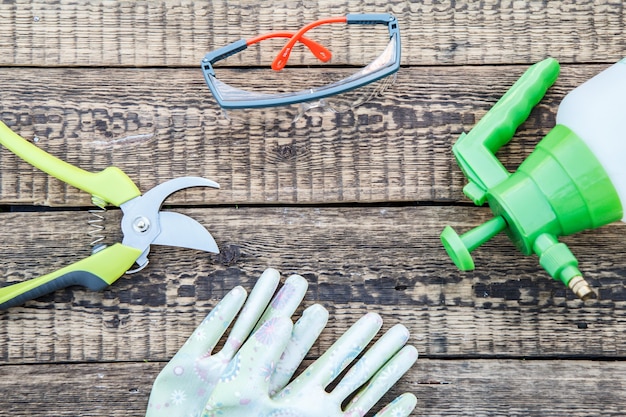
[568,276,596,301]
[441,217,508,271]
[441,226,475,270]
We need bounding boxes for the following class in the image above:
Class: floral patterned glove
[145,268,328,416]
[202,312,418,417]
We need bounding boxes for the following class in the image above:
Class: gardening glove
[202,311,418,417]
[145,268,327,416]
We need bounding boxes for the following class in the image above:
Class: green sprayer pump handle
[453,58,560,205]
[0,121,141,206]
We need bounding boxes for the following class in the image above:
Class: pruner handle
[0,244,142,310]
[453,58,560,205]
[0,121,141,206]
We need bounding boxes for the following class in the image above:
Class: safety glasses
[201,13,400,113]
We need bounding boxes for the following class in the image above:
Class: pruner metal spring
[88,195,107,253]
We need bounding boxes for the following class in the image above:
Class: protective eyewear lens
[217,74,397,127]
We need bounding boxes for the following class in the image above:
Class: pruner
[0,121,220,310]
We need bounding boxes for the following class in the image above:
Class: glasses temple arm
[271,14,397,71]
[202,33,333,73]
[271,16,348,71]
[202,39,249,72]
[345,13,398,25]
[246,32,332,63]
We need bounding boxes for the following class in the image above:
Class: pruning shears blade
[153,211,219,254]
[120,176,220,263]
[139,177,220,208]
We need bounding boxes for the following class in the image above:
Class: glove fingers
[176,285,248,359]
[330,324,410,402]
[221,268,281,357]
[232,316,294,388]
[296,312,383,389]
[254,274,309,332]
[268,303,329,394]
[372,393,418,417]
[145,286,247,415]
[345,345,418,415]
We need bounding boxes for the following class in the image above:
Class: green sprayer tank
[441,57,626,300]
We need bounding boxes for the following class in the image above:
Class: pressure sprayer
[440,57,626,300]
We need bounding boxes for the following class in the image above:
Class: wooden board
[1,207,625,364]
[2,359,625,416]
[0,64,613,206]
[0,0,624,67]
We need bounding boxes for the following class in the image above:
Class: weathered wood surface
[1,207,626,364]
[2,0,626,416]
[2,359,625,416]
[0,64,611,206]
[0,0,624,67]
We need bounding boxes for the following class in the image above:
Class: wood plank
[1,359,625,416]
[0,64,611,206]
[0,0,624,67]
[1,206,625,363]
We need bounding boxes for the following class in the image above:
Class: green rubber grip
[0,244,142,310]
[0,121,141,206]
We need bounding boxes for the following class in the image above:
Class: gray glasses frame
[201,13,401,109]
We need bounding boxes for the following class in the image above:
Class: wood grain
[0,0,624,67]
[2,1,626,416]
[1,359,625,417]
[1,206,625,364]
[0,64,611,206]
